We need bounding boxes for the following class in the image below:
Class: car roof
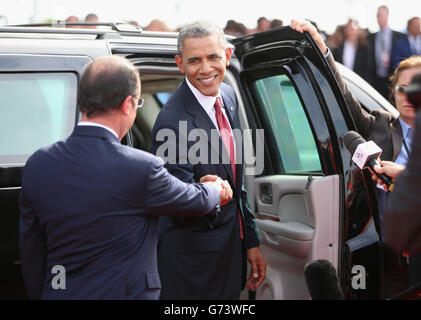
[0,24,397,120]
[0,24,180,57]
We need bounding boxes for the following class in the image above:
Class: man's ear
[175,55,185,74]
[225,47,233,67]
[121,95,133,115]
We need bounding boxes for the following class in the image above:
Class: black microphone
[406,72,421,109]
[343,131,394,191]
[304,259,345,300]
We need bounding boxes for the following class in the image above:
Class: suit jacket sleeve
[391,38,403,71]
[152,113,219,225]
[19,170,47,300]
[241,181,262,250]
[385,112,421,254]
[145,157,220,217]
[231,92,262,250]
[326,52,376,138]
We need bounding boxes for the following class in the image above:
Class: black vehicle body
[0,24,404,299]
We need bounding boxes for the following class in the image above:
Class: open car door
[231,27,383,299]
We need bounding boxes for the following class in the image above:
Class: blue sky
[1,0,420,34]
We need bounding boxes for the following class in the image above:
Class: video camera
[406,72,421,109]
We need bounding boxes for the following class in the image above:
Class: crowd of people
[55,7,418,101]
[220,7,421,102]
[2,6,420,101]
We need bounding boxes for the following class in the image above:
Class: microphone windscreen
[304,259,345,300]
[343,131,366,155]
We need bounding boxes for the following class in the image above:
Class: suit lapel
[182,81,235,185]
[390,118,404,162]
[221,89,242,192]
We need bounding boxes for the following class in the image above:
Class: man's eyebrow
[187,56,200,63]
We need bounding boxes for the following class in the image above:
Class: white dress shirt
[375,27,393,77]
[343,40,357,71]
[185,78,234,132]
[78,121,119,139]
[185,77,236,154]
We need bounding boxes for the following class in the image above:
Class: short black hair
[77,56,140,117]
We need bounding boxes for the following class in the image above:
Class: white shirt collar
[78,121,119,139]
[185,77,224,113]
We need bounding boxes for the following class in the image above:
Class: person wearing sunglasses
[292,19,421,297]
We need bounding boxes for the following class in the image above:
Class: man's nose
[200,60,212,73]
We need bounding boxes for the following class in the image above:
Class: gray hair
[177,21,228,56]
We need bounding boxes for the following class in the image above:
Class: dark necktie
[214,97,244,239]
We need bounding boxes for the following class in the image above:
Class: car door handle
[260,183,273,204]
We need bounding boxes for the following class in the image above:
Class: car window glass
[252,74,322,173]
[0,73,76,166]
[155,92,172,106]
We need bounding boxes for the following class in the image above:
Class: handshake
[200,175,233,206]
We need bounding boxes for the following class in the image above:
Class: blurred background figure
[327,25,345,50]
[65,15,79,28]
[224,19,239,36]
[255,16,271,33]
[143,19,173,32]
[391,17,421,70]
[223,19,248,37]
[270,19,283,29]
[333,19,370,81]
[367,5,405,99]
[84,13,99,28]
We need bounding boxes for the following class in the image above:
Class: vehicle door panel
[231,27,382,299]
[254,174,339,299]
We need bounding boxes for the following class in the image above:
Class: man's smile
[198,75,218,84]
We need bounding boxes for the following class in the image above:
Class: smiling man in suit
[152,21,266,300]
[19,55,233,300]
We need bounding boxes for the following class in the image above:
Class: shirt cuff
[324,47,330,59]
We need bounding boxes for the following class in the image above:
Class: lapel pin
[229,106,234,112]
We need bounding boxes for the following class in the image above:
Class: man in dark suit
[367,5,405,99]
[19,55,233,300]
[152,21,266,300]
[391,17,421,71]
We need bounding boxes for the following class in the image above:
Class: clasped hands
[200,175,233,206]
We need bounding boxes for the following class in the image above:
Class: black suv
[0,23,404,300]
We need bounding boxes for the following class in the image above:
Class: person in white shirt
[368,5,405,99]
